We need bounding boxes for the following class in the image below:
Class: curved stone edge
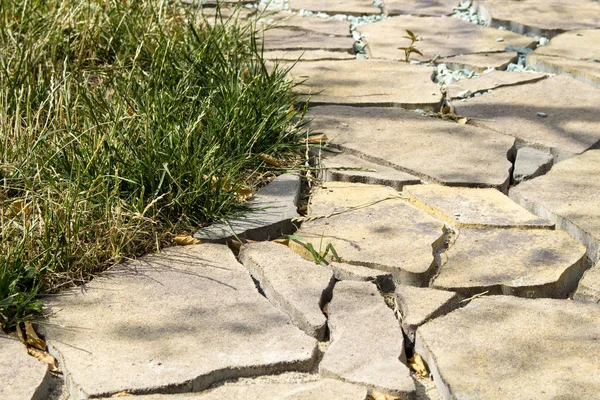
[574,261,600,303]
[474,3,566,38]
[1,336,52,400]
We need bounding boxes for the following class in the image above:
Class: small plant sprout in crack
[285,234,342,264]
[398,29,423,62]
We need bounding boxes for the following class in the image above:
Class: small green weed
[286,234,341,264]
[398,29,423,62]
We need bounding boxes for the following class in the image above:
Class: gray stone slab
[307,106,515,191]
[535,29,600,61]
[527,54,600,89]
[326,261,393,286]
[574,261,600,303]
[291,182,445,286]
[195,173,300,242]
[455,75,600,159]
[435,52,517,73]
[288,0,381,15]
[474,0,600,36]
[394,285,459,344]
[383,0,454,16]
[403,184,554,228]
[359,16,534,62]
[307,182,402,216]
[0,336,50,400]
[510,150,600,263]
[119,378,368,399]
[239,241,335,339]
[318,150,422,190]
[513,146,554,183]
[259,12,351,36]
[42,244,318,398]
[433,228,587,298]
[261,28,354,52]
[264,50,355,61]
[447,71,547,99]
[320,281,415,398]
[415,296,600,400]
[288,60,443,109]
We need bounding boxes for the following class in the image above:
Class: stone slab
[119,379,368,399]
[307,181,401,216]
[447,70,547,99]
[288,0,381,15]
[527,54,600,89]
[455,75,600,158]
[574,261,600,303]
[435,52,517,73]
[288,60,443,109]
[383,0,454,16]
[239,241,335,339]
[307,106,515,191]
[318,151,422,190]
[535,29,600,61]
[261,28,354,52]
[0,336,50,400]
[394,285,459,344]
[264,50,355,61]
[359,16,534,62]
[404,184,554,228]
[259,12,351,36]
[326,261,393,285]
[513,146,554,183]
[433,228,587,298]
[474,0,600,35]
[292,183,445,286]
[195,173,300,242]
[42,244,318,398]
[320,281,415,398]
[510,150,600,263]
[415,296,600,399]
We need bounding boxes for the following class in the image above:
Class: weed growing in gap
[398,29,423,62]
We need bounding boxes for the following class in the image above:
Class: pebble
[496,37,504,42]
[537,112,547,118]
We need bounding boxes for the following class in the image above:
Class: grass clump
[0,0,305,331]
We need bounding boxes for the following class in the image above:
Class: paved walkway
[3,1,600,399]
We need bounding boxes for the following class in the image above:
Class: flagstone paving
[20,1,600,399]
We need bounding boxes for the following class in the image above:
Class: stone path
[8,1,600,399]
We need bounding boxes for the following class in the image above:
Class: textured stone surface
[383,0,454,16]
[433,228,587,298]
[395,285,459,344]
[259,12,351,37]
[261,28,354,52]
[326,261,393,285]
[527,54,600,89]
[293,182,445,285]
[239,241,335,339]
[195,174,300,242]
[455,75,600,158]
[359,16,534,62]
[307,106,514,191]
[474,0,600,34]
[416,296,600,399]
[535,29,600,60]
[288,60,443,109]
[123,379,368,399]
[575,262,600,303]
[436,52,517,73]
[447,71,547,99]
[404,184,554,228]
[42,245,317,398]
[0,336,50,400]
[513,146,554,183]
[320,281,415,398]
[510,150,600,262]
[319,151,421,190]
[288,0,380,15]
[307,182,400,216]
[264,50,355,61]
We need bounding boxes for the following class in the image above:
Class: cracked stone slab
[1,336,50,400]
[307,106,514,191]
[383,0,454,16]
[404,184,554,228]
[288,0,380,15]
[513,146,554,183]
[455,75,600,159]
[435,52,518,73]
[261,28,354,52]
[318,151,421,190]
[359,16,534,62]
[258,12,351,37]
[535,29,600,60]
[433,228,587,298]
[326,261,393,286]
[527,54,600,89]
[195,173,300,242]
[264,50,355,61]
[42,244,318,399]
[510,150,600,263]
[415,296,600,400]
[320,281,415,398]
[395,285,459,344]
[239,241,334,340]
[575,261,600,303]
[288,60,443,109]
[474,0,600,35]
[292,182,445,285]
[116,379,368,399]
[447,70,547,99]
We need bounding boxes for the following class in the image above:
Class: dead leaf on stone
[272,238,290,246]
[24,322,46,351]
[457,117,469,125]
[174,234,201,246]
[258,153,283,168]
[27,347,59,373]
[372,390,402,400]
[236,187,253,202]
[408,353,429,377]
